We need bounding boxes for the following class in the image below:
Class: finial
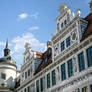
[4,38,10,57]
[25,42,31,50]
[6,38,8,49]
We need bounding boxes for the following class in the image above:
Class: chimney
[89,0,92,13]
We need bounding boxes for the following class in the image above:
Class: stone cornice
[0,66,17,71]
[0,62,17,68]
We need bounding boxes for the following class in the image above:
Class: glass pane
[36,80,39,92]
[40,78,43,92]
[61,63,66,81]
[61,41,65,51]
[78,52,85,72]
[47,73,50,88]
[66,36,71,47]
[86,47,92,67]
[67,59,73,77]
[52,70,56,86]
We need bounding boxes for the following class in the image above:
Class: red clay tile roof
[36,51,43,59]
[81,13,92,41]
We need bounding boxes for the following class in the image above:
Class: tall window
[52,70,56,86]
[27,86,30,92]
[1,73,6,80]
[86,47,92,67]
[82,86,88,92]
[36,80,39,92]
[28,69,30,76]
[25,72,27,79]
[61,41,65,51]
[47,73,50,88]
[66,36,71,47]
[24,88,26,92]
[67,59,73,77]
[78,52,85,72]
[40,78,43,92]
[61,63,66,81]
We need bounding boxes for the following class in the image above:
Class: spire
[6,38,8,49]
[89,0,92,13]
[4,38,10,57]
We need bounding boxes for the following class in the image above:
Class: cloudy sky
[0,0,90,69]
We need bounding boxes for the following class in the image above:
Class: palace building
[15,1,92,92]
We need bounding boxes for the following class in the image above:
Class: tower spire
[6,38,8,49]
[4,38,10,57]
[89,0,92,13]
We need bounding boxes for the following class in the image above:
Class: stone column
[50,71,52,88]
[73,55,78,75]
[65,62,68,79]
[43,76,46,92]
[56,66,61,84]
[83,49,88,69]
[88,85,91,92]
[73,55,79,75]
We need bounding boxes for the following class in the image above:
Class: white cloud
[29,26,39,31]
[12,33,46,52]
[30,12,39,19]
[0,42,5,46]
[18,13,28,19]
[18,12,39,21]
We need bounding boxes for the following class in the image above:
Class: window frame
[1,73,6,80]
[67,59,73,77]
[40,77,44,92]
[61,41,65,51]
[52,70,56,86]
[78,52,85,72]
[47,73,50,89]
[61,63,66,81]
[66,36,71,47]
[86,46,92,67]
